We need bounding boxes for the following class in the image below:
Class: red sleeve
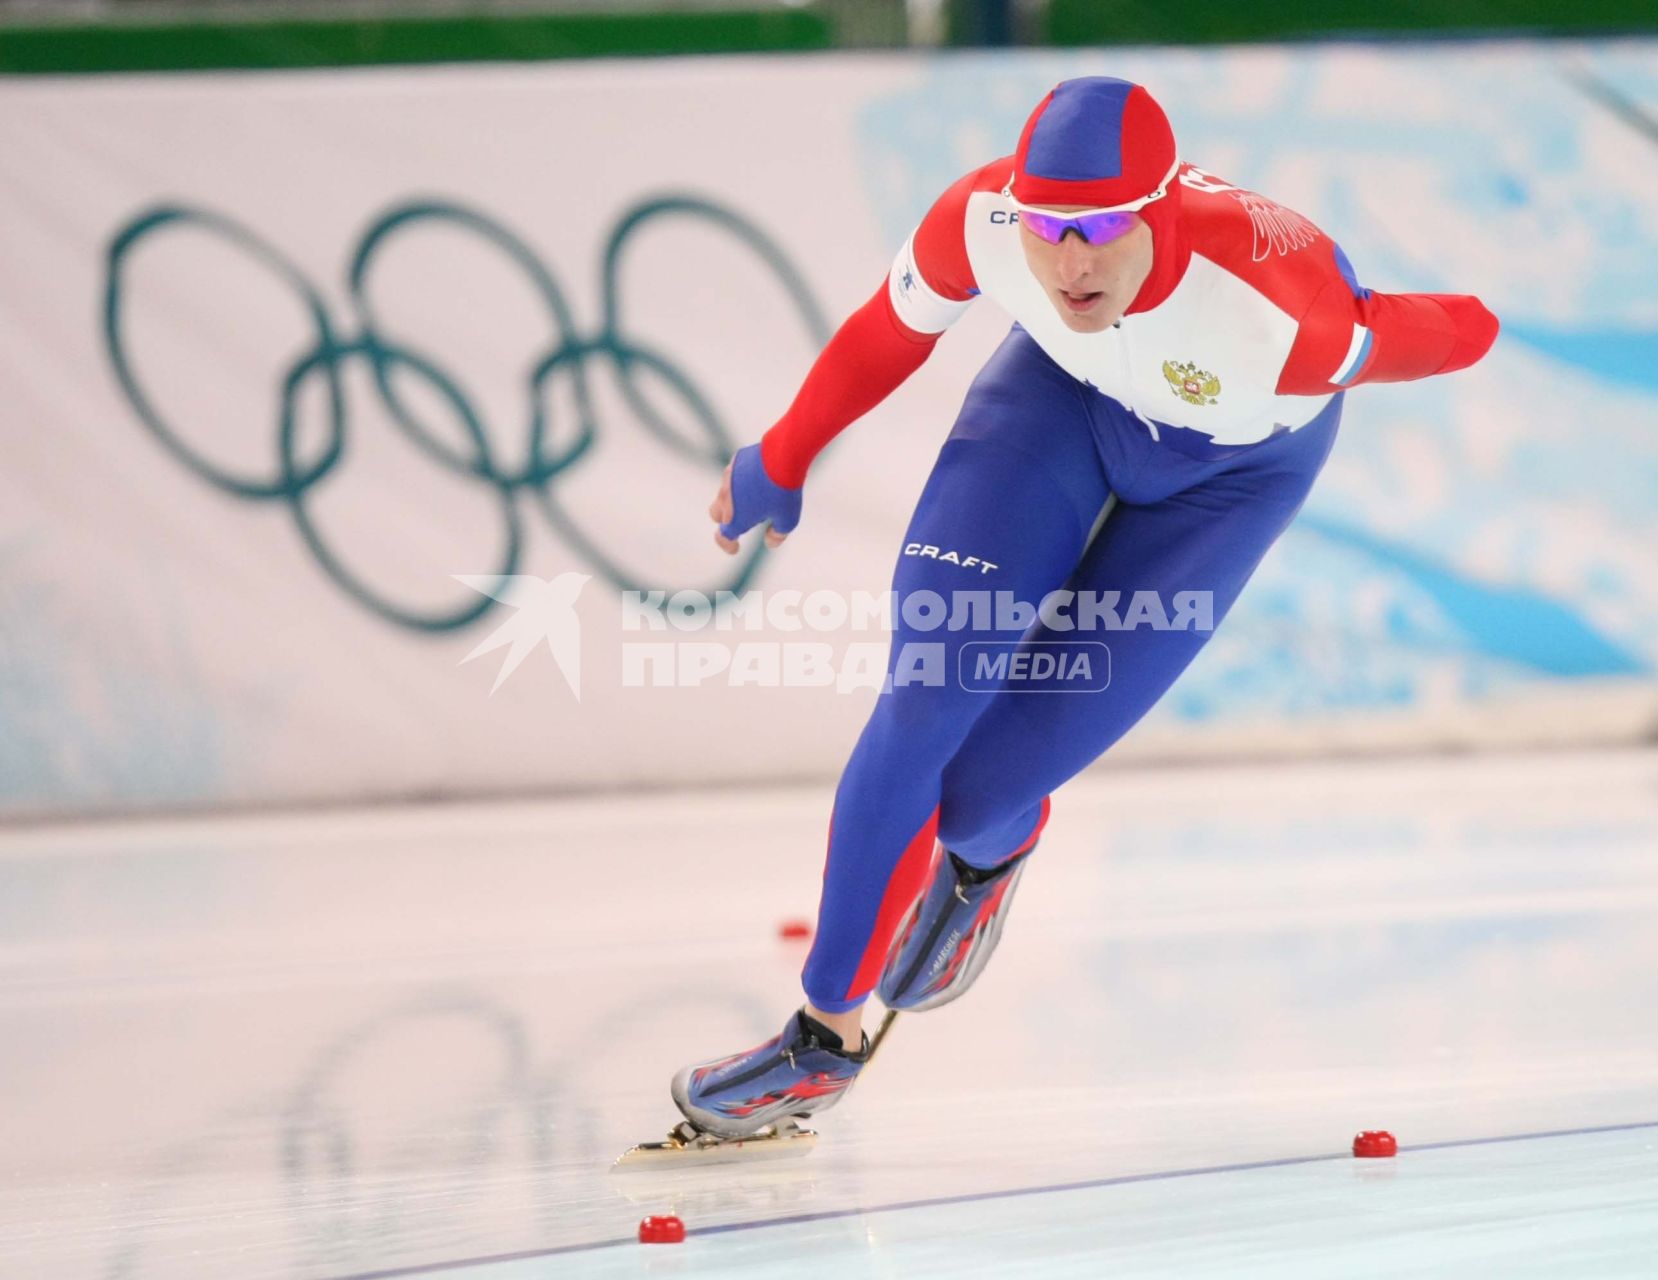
[1350,292,1500,382]
[758,285,940,489]
[1279,281,1500,396]
[756,164,995,488]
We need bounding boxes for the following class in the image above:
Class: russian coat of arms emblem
[1163,360,1222,406]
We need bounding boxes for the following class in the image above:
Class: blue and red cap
[1011,77,1178,208]
[1013,77,1189,313]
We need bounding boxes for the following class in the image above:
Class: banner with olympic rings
[2,44,1655,816]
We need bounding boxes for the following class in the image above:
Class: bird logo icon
[452,573,593,697]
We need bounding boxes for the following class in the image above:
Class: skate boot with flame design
[670,1009,870,1139]
[877,843,1032,1012]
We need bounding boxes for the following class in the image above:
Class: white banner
[2,44,1656,816]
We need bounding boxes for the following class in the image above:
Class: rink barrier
[2,42,1655,815]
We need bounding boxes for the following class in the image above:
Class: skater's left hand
[710,444,801,555]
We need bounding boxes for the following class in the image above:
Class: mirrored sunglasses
[1015,209,1140,246]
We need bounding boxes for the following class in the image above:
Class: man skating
[673,77,1498,1139]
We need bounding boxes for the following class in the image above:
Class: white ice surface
[4,749,1658,1277]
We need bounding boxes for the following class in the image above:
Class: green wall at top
[2,0,1653,76]
[1043,0,1658,46]
[0,8,831,74]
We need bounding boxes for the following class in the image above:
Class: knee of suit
[868,662,985,757]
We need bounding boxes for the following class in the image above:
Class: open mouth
[1060,290,1104,314]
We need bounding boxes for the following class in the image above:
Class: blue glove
[719,444,803,540]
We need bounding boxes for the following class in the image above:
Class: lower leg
[943,791,1052,869]
[802,1001,865,1048]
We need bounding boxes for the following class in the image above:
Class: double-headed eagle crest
[1163,360,1221,406]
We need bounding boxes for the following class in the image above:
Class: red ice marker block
[639,1215,686,1244]
[778,919,813,941]
[1353,1130,1398,1158]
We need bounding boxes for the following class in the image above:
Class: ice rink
[5,748,1658,1278]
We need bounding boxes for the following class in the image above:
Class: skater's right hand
[710,444,802,556]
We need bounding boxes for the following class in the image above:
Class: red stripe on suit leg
[843,806,942,1003]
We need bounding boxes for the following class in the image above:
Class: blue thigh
[937,395,1344,863]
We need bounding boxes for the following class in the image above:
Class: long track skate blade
[612,1118,817,1171]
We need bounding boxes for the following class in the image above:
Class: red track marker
[1353,1130,1398,1158]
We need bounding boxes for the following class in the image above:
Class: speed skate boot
[671,1009,871,1139]
[876,842,1033,1012]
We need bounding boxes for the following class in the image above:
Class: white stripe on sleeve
[887,232,972,335]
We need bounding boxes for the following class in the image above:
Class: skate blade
[612,1118,817,1171]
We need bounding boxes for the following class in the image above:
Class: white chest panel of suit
[906,190,1336,446]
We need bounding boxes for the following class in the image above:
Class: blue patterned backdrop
[857,43,1658,727]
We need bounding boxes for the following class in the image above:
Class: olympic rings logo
[102,197,829,631]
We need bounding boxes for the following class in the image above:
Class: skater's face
[1019,211,1153,333]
